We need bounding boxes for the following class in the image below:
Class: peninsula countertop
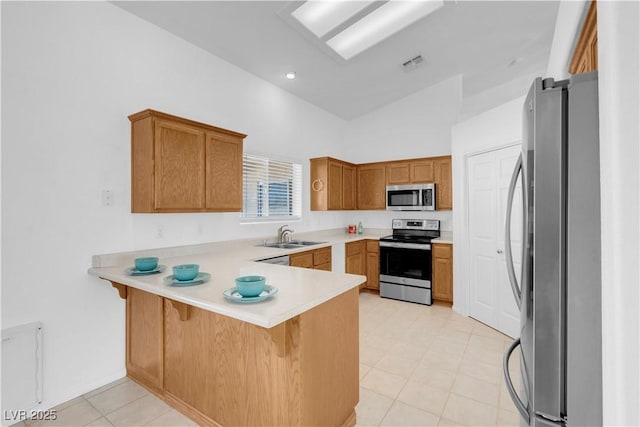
[88,228,453,328]
[88,229,389,328]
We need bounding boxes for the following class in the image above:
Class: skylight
[291,0,444,60]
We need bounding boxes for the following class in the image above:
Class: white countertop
[88,228,391,329]
[88,228,452,328]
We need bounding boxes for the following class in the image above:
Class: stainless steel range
[379,219,440,305]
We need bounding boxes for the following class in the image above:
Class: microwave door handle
[503,338,530,423]
[505,154,523,309]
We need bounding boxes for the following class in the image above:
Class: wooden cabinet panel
[205,132,243,211]
[365,240,379,290]
[432,243,453,303]
[310,157,356,211]
[290,247,332,271]
[127,287,164,392]
[410,160,434,183]
[569,1,598,74]
[434,157,452,210]
[290,252,314,269]
[328,160,343,210]
[154,119,206,210]
[313,247,332,267]
[357,164,386,210]
[130,109,246,213]
[387,163,410,185]
[161,287,358,426]
[342,163,356,210]
[345,241,366,288]
[313,155,451,211]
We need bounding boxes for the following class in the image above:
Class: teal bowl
[173,264,200,281]
[134,257,158,271]
[235,275,266,297]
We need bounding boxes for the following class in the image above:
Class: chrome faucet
[277,225,294,243]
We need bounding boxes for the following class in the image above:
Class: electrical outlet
[156,224,164,239]
[101,190,113,206]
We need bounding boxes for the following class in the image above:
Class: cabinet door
[342,163,356,210]
[357,165,386,210]
[345,241,366,288]
[410,160,434,183]
[434,157,452,210]
[386,163,410,185]
[432,244,453,302]
[290,251,314,269]
[328,160,343,210]
[205,132,243,211]
[310,158,328,211]
[127,287,164,392]
[313,247,332,269]
[154,119,206,210]
[365,240,379,290]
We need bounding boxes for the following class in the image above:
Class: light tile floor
[11,293,522,426]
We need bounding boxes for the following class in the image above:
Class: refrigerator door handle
[503,338,529,423]
[505,153,523,309]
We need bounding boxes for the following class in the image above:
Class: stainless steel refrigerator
[503,72,602,426]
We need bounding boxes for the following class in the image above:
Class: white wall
[450,97,525,316]
[341,76,461,163]
[597,1,640,424]
[1,1,351,412]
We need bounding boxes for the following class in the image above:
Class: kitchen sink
[288,240,326,246]
[260,240,327,249]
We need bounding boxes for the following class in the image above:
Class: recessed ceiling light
[326,0,444,60]
[285,72,296,79]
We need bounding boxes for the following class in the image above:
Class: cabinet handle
[312,179,324,192]
[497,249,504,254]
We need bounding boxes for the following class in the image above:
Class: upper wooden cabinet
[129,109,246,213]
[434,156,452,210]
[357,164,386,210]
[569,1,598,74]
[310,157,356,211]
[386,160,434,185]
[311,155,451,211]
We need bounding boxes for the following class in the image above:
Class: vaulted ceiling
[115,1,560,120]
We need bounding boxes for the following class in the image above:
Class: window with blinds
[242,154,302,221]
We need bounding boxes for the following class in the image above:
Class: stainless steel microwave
[386,184,436,211]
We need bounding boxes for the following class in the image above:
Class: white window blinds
[242,154,302,220]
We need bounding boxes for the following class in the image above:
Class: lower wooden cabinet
[126,287,164,393]
[119,284,360,426]
[345,241,366,288]
[432,243,453,303]
[365,240,379,290]
[290,247,332,271]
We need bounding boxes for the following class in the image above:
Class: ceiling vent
[401,55,424,72]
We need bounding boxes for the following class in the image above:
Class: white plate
[223,285,278,303]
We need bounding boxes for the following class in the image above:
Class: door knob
[497,249,504,254]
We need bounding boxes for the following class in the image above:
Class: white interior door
[468,145,521,338]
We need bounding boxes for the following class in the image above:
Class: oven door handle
[379,242,431,250]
